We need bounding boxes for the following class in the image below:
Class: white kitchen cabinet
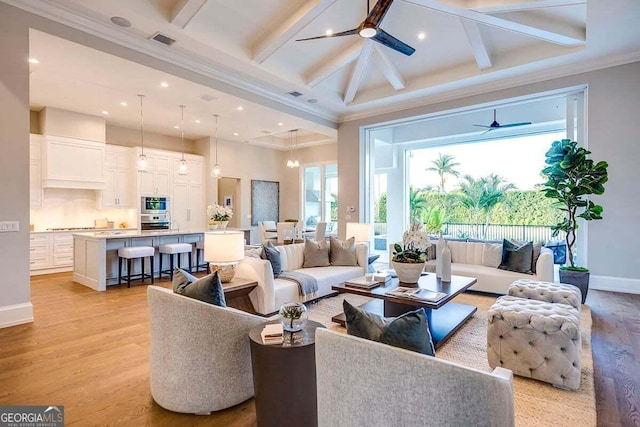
[101,145,133,208]
[172,156,204,231]
[29,135,44,207]
[30,232,74,275]
[138,149,172,197]
[42,135,105,189]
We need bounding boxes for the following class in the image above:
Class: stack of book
[386,286,447,303]
[344,276,382,289]
[260,323,284,345]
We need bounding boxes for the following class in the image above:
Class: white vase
[436,233,445,278]
[441,241,452,282]
[392,260,425,284]
[220,220,229,229]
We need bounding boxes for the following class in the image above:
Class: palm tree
[454,175,485,238]
[426,153,460,193]
[480,175,515,238]
[409,187,429,223]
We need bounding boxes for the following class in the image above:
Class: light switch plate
[0,221,19,232]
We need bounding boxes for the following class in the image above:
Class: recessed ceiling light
[102,111,109,115]
[233,132,239,136]
[120,101,127,107]
[326,29,333,36]
[278,122,284,126]
[160,82,169,88]
[110,16,131,28]
[194,119,201,124]
[28,58,39,64]
[173,125,179,129]
[236,106,244,111]
[418,32,426,40]
[307,98,318,104]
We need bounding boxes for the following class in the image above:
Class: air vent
[150,32,176,46]
[200,94,216,102]
[287,90,303,98]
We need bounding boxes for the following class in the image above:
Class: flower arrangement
[392,223,430,263]
[207,203,233,222]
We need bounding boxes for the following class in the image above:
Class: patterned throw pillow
[172,268,226,307]
[343,300,435,356]
[329,236,357,266]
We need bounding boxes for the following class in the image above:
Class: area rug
[306,292,596,427]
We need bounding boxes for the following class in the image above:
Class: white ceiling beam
[170,0,208,29]
[305,41,362,87]
[373,45,405,90]
[460,19,492,70]
[344,40,375,105]
[470,0,586,14]
[403,0,585,46]
[252,0,338,64]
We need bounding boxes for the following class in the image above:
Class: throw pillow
[481,242,503,268]
[531,241,544,273]
[343,300,435,356]
[329,236,357,266]
[172,268,226,307]
[261,241,282,277]
[302,239,330,268]
[498,239,533,275]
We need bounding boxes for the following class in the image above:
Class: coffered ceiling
[7,0,640,149]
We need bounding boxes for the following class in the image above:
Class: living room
[1,1,639,426]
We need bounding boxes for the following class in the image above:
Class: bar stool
[158,243,193,280]
[194,240,211,273]
[118,246,155,288]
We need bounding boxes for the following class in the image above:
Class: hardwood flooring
[0,273,638,426]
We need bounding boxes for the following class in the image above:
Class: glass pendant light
[211,114,222,179]
[178,105,188,175]
[293,129,299,168]
[286,129,299,168]
[137,94,148,172]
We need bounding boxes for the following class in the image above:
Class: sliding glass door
[303,163,337,234]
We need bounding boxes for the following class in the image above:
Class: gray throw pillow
[498,239,533,275]
[172,268,226,307]
[343,300,435,356]
[261,241,282,277]
[329,236,357,266]
[531,241,544,273]
[482,242,503,268]
[303,239,330,268]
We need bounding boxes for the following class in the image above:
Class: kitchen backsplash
[30,188,138,231]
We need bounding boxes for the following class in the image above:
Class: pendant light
[286,129,299,168]
[137,94,148,172]
[178,104,188,175]
[211,114,222,179]
[293,129,299,168]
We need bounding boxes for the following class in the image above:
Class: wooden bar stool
[118,246,155,288]
[194,240,211,273]
[158,243,193,280]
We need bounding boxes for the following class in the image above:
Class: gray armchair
[147,286,265,414]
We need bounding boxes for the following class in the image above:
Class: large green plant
[541,139,608,269]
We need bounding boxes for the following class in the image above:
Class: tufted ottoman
[487,295,582,390]
[508,279,582,310]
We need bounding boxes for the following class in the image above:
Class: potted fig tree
[541,139,608,303]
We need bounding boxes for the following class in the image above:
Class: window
[303,163,337,233]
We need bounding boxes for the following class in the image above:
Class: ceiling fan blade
[365,0,395,27]
[473,124,491,128]
[296,28,359,41]
[498,122,532,128]
[371,28,415,56]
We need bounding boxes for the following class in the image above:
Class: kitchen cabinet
[42,135,105,189]
[138,148,171,197]
[30,232,74,275]
[29,134,44,207]
[101,145,133,208]
[172,157,204,231]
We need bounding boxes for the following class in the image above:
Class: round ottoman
[487,295,581,390]
[508,279,582,310]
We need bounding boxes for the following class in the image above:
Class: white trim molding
[590,275,640,295]
[0,302,34,329]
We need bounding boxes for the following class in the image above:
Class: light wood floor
[0,273,638,426]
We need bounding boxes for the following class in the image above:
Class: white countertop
[31,228,137,234]
[72,229,208,239]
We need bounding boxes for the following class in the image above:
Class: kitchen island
[73,230,206,291]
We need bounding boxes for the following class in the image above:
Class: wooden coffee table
[331,274,477,349]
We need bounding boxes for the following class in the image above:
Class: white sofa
[389,240,554,294]
[236,242,367,315]
[315,328,515,427]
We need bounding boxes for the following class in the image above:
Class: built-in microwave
[141,197,169,214]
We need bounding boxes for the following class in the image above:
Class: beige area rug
[306,292,596,427]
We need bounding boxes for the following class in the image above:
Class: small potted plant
[541,139,608,303]
[207,203,233,229]
[391,223,430,283]
[278,302,308,332]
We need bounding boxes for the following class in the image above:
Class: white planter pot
[392,260,425,284]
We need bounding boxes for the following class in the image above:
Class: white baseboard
[590,275,640,295]
[0,302,34,328]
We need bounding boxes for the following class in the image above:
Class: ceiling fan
[296,0,415,56]
[473,109,532,134]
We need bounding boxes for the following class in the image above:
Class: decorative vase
[220,220,229,229]
[436,233,445,278]
[278,302,309,332]
[441,241,451,282]
[559,269,590,304]
[391,260,425,284]
[208,221,220,230]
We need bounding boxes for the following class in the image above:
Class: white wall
[338,61,640,293]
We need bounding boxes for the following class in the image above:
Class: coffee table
[331,274,477,349]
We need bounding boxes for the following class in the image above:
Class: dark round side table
[249,319,325,427]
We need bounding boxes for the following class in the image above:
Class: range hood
[41,135,105,190]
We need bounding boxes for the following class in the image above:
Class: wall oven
[140,197,170,231]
